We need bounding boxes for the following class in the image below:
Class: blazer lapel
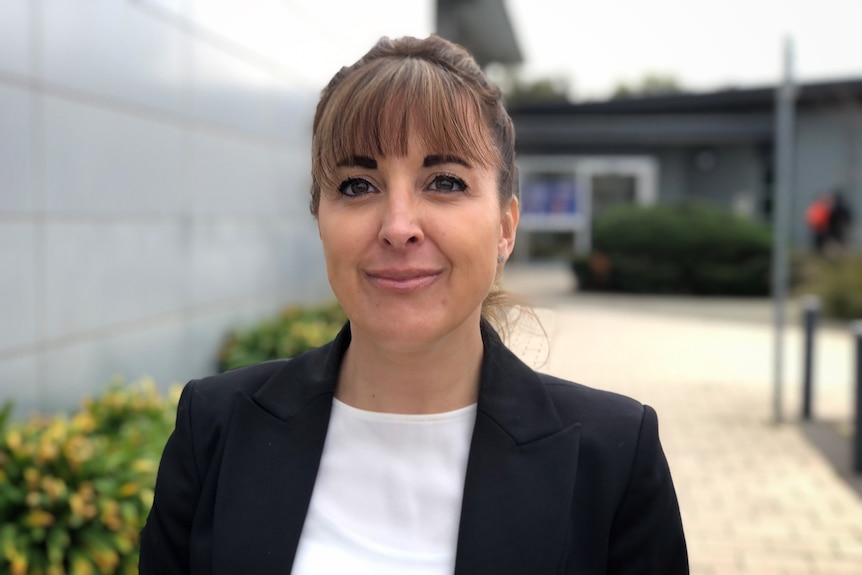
[454,323,581,575]
[210,325,350,574]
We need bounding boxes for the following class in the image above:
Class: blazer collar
[251,319,566,441]
[476,319,565,443]
[250,321,348,419]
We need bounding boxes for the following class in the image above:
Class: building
[510,78,862,256]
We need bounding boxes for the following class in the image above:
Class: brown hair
[309,34,516,214]
[310,35,519,333]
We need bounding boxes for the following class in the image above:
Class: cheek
[319,205,355,246]
[317,212,353,270]
[318,208,378,289]
[460,212,503,270]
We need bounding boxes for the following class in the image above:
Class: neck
[336,319,484,414]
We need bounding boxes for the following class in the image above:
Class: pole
[801,296,819,420]
[854,321,862,474]
[771,38,796,424]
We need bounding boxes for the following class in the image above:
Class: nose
[378,188,424,249]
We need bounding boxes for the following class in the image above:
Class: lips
[365,268,442,292]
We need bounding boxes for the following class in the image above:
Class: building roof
[509,77,862,151]
[510,77,862,116]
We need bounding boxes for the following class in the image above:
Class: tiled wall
[0,0,431,416]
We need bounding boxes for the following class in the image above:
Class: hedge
[0,379,179,575]
[573,203,773,295]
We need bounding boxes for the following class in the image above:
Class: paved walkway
[503,263,862,574]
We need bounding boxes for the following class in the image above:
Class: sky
[162,0,862,101]
[505,0,862,100]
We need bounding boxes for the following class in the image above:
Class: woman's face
[317,133,518,351]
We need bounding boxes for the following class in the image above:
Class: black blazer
[140,322,688,574]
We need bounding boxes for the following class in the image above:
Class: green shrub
[612,255,684,294]
[797,255,862,320]
[0,379,179,575]
[573,203,773,295]
[218,301,347,372]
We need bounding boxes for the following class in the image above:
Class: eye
[427,174,467,193]
[338,177,377,197]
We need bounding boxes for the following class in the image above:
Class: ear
[499,196,519,258]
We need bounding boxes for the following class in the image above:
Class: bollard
[854,321,862,474]
[801,296,819,420]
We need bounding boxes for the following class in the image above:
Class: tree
[484,64,571,106]
[506,76,570,105]
[612,73,683,99]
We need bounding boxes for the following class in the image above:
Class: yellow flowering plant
[0,378,180,575]
[218,301,346,372]
[796,254,862,320]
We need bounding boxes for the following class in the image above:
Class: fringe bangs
[313,57,500,196]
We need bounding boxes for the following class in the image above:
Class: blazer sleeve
[607,405,689,574]
[139,381,202,575]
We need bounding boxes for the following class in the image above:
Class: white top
[292,398,477,575]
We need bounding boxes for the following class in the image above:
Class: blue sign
[521,178,577,215]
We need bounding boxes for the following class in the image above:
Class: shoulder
[175,327,343,432]
[538,372,647,429]
[184,360,292,411]
[175,360,294,443]
[537,373,660,478]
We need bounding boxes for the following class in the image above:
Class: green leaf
[0,401,12,433]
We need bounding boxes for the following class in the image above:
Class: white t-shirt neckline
[331,396,478,422]
[291,396,477,574]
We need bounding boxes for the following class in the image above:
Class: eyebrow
[334,154,471,170]
[336,155,377,169]
[424,154,472,168]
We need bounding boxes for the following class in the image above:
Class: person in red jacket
[806,192,833,253]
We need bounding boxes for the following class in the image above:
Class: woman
[140,35,688,574]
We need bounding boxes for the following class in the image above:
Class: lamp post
[771,38,796,424]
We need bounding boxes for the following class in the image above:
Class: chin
[348,307,480,351]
